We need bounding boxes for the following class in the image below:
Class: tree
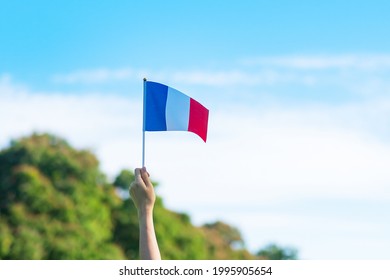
[201,221,254,260]
[256,243,298,260]
[0,133,123,259]
[113,169,134,190]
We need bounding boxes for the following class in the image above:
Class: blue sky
[1,1,390,259]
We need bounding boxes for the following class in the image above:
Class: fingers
[140,167,152,188]
[134,167,152,188]
[131,168,144,193]
[141,166,150,177]
[130,167,155,211]
[134,168,142,179]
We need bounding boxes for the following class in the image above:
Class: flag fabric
[144,81,209,142]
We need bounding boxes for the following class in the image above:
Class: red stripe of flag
[188,98,209,142]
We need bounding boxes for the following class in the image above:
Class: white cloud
[171,69,289,86]
[52,68,148,84]
[3,74,390,203]
[242,54,390,70]
[3,72,390,258]
[147,106,390,259]
[231,211,390,259]
[0,74,29,96]
[0,75,142,166]
[52,67,286,86]
[149,105,390,212]
[51,67,320,88]
[50,55,390,97]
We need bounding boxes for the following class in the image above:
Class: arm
[129,167,161,260]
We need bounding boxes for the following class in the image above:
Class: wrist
[137,206,154,219]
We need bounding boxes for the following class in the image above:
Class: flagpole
[142,78,147,167]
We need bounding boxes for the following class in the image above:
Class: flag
[144,81,209,142]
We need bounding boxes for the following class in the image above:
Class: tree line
[0,133,297,259]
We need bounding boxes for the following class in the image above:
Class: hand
[129,167,156,215]
[129,167,161,259]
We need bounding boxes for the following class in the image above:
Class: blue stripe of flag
[144,81,168,131]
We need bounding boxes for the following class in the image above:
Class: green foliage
[113,169,134,190]
[112,177,215,260]
[201,221,254,260]
[203,221,244,248]
[0,133,123,259]
[256,243,298,260]
[154,201,209,259]
[0,219,12,256]
[0,133,297,260]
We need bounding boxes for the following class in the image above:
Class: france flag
[144,81,209,142]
